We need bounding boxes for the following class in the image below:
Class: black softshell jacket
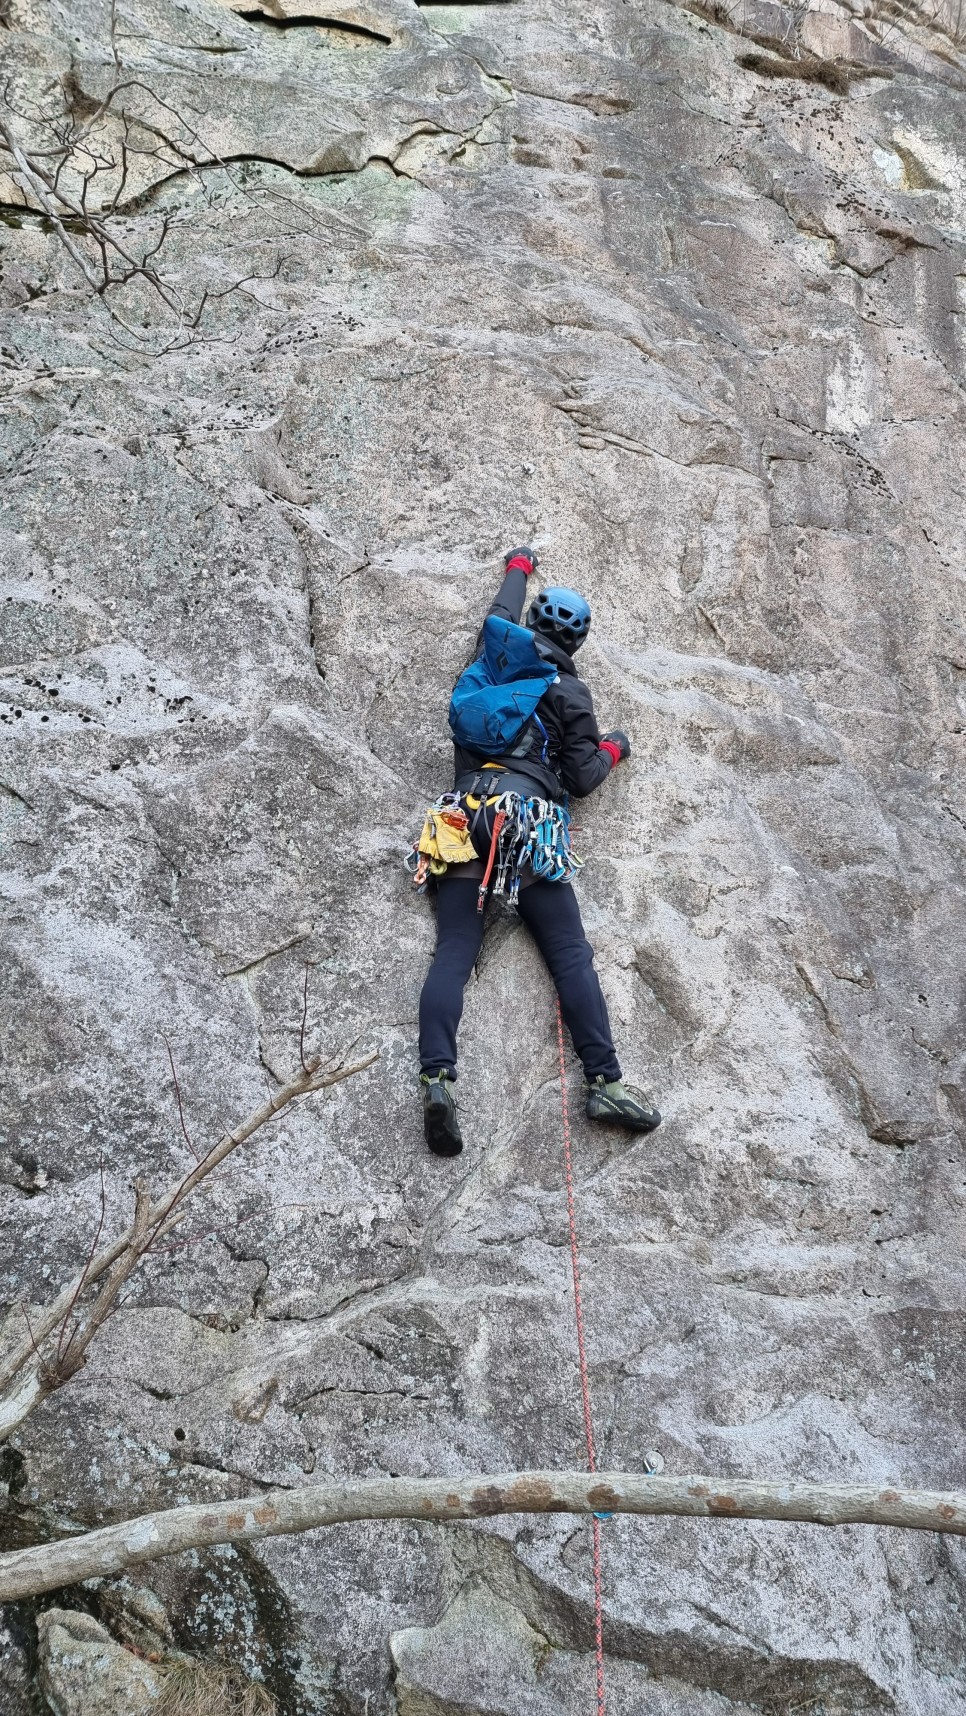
[452,567,615,802]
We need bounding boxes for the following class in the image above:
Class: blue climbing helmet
[527,586,591,653]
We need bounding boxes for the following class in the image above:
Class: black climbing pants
[418,875,622,1083]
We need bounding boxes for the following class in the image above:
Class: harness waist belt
[456,766,557,803]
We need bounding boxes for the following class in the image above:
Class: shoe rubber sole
[586,1098,662,1133]
[424,1106,464,1157]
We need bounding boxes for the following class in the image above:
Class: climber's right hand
[504,546,538,577]
[600,730,631,766]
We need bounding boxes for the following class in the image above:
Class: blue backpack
[449,616,558,757]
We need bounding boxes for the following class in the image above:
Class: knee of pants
[429,940,482,986]
[544,940,597,986]
[536,924,594,964]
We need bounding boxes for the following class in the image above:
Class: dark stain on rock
[232,1376,279,1425]
[168,1540,313,1715]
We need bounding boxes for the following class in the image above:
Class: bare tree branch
[1,1468,964,1602]
[49,1177,154,1387]
[0,78,296,349]
[0,118,104,291]
[0,1050,378,1443]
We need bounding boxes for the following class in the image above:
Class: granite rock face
[35,1609,162,1716]
[2,0,966,1710]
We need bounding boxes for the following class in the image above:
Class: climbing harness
[406,787,582,907]
[556,997,607,1716]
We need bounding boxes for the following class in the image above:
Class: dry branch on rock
[0,1048,377,1446]
[0,76,286,347]
[2,1468,965,1600]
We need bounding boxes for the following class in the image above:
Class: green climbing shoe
[584,1076,661,1134]
[420,1072,463,1157]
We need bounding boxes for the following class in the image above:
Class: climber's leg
[420,1070,463,1157]
[516,880,621,1080]
[418,876,487,1156]
[517,881,661,1132]
[582,1073,661,1133]
[418,876,486,1078]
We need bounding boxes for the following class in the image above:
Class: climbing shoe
[584,1076,661,1134]
[504,544,538,575]
[420,1072,463,1157]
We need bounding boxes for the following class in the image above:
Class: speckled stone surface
[1,0,966,1710]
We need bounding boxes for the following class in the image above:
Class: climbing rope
[555,998,607,1716]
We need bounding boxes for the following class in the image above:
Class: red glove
[504,545,538,577]
[600,729,630,767]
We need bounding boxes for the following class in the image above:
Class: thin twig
[144,1208,258,1258]
[55,1156,107,1363]
[299,964,313,1076]
[162,1033,199,1162]
[110,0,122,71]
[16,1304,44,1367]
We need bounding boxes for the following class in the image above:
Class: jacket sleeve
[481,567,528,633]
[457,570,529,689]
[557,678,615,799]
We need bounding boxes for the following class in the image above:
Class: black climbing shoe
[420,1072,463,1157]
[584,1076,661,1134]
[504,544,538,574]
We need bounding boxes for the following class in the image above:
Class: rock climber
[412,547,662,1157]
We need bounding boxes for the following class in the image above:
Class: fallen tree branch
[2,1468,964,1601]
[0,1050,377,1443]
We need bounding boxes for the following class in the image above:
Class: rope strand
[556,998,606,1716]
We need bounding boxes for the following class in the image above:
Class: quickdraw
[476,790,582,911]
[477,808,506,913]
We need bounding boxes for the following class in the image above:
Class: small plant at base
[154,1658,277,1716]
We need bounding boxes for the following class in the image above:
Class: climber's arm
[558,682,630,798]
[481,550,536,635]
